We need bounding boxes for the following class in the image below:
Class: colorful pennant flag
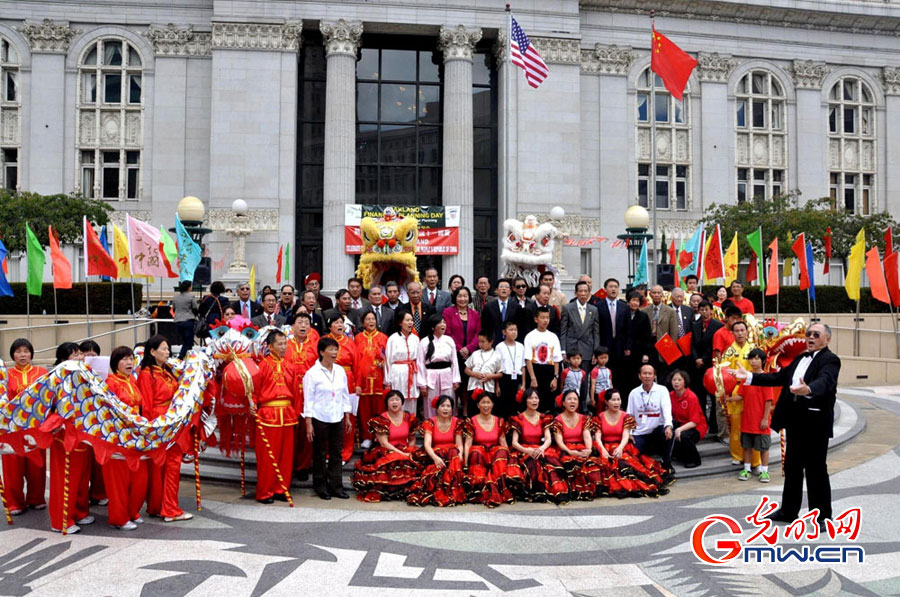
[98,225,112,281]
[284,242,291,284]
[884,250,900,308]
[159,227,179,279]
[680,224,703,277]
[765,237,779,297]
[83,217,118,279]
[48,225,72,290]
[249,264,257,301]
[175,214,202,283]
[634,241,648,287]
[0,239,14,297]
[25,223,45,296]
[113,224,131,279]
[746,227,765,292]
[783,231,793,279]
[845,228,865,301]
[824,227,832,274]
[806,241,816,302]
[723,232,739,286]
[650,27,698,101]
[127,215,169,278]
[792,233,809,291]
[275,245,284,285]
[866,246,890,305]
[886,228,894,259]
[703,225,724,281]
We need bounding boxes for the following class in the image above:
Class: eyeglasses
[805,330,822,339]
[515,285,527,289]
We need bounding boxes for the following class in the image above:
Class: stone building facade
[1,0,899,292]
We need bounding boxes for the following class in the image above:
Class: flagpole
[85,277,92,337]
[760,226,766,319]
[504,4,512,229]
[853,298,861,357]
[26,289,31,341]
[649,11,658,285]
[130,276,138,345]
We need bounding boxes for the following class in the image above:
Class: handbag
[194,294,224,338]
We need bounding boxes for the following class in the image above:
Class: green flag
[285,242,291,283]
[746,227,765,293]
[159,226,179,278]
[25,223,45,296]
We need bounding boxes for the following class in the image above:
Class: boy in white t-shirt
[497,320,526,418]
[465,330,503,411]
[524,306,562,413]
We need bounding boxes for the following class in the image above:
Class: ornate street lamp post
[617,205,653,291]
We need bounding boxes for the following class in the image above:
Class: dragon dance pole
[254,413,293,507]
[780,430,785,476]
[0,475,12,525]
[194,433,202,512]
[240,436,246,497]
[62,450,70,536]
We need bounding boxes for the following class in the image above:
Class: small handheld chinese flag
[655,333,683,365]
[650,27,698,100]
[677,331,693,357]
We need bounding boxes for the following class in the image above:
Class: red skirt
[596,442,673,498]
[559,443,603,500]
[407,446,466,507]
[464,445,514,508]
[351,445,421,503]
[506,445,568,503]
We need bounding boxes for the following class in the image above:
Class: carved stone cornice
[320,20,363,57]
[789,60,830,89]
[697,52,737,82]
[883,66,900,95]
[581,43,634,75]
[18,19,79,53]
[493,31,507,66]
[207,208,278,232]
[107,211,152,229]
[438,25,482,62]
[211,21,302,51]
[530,37,581,65]
[144,24,212,57]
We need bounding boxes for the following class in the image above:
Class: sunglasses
[515,285,527,289]
[805,330,822,339]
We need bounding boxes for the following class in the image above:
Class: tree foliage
[699,192,897,262]
[0,190,113,253]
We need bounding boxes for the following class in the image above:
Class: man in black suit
[734,322,841,531]
[231,281,263,319]
[481,279,522,345]
[299,290,326,335]
[597,278,630,379]
[569,275,605,310]
[395,281,434,337]
[691,299,723,434]
[524,284,561,338]
[252,290,286,328]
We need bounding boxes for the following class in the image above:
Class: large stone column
[321,19,362,293]
[884,68,900,216]
[439,25,481,285]
[791,60,830,201]
[697,52,737,207]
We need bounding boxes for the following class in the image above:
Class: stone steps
[182,397,865,487]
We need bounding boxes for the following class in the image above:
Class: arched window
[0,37,20,190]
[735,69,786,202]
[828,76,875,214]
[76,38,143,200]
[636,68,690,211]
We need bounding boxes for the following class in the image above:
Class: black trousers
[671,425,701,467]
[497,374,521,418]
[312,419,344,493]
[530,364,557,413]
[782,427,832,520]
[175,320,195,359]
[633,426,674,469]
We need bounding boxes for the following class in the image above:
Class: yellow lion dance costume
[355,212,420,289]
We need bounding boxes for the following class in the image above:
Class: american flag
[510,16,548,88]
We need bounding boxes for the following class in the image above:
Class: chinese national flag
[824,227,832,274]
[792,232,809,291]
[650,27,698,101]
[655,333,683,365]
[48,225,73,290]
[884,251,900,308]
[677,331,693,357]
[83,217,118,279]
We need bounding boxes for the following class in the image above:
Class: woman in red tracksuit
[137,335,193,522]
[103,346,150,530]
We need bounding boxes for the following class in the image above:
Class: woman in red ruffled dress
[102,346,149,530]
[137,335,193,522]
[593,388,672,497]
[507,389,568,503]
[406,395,466,506]
[554,390,602,500]
[352,390,419,502]
[463,390,514,507]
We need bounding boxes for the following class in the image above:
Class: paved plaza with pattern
[1,387,899,596]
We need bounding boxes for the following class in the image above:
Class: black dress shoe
[295,470,309,482]
[684,462,701,469]
[314,488,331,500]
[256,497,275,504]
[272,493,288,502]
[818,519,829,534]
[329,489,350,499]
[764,509,796,523]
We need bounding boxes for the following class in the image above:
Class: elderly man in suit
[395,281,434,337]
[231,281,263,320]
[560,280,600,374]
[422,267,452,313]
[252,290,286,328]
[364,285,395,335]
[642,284,678,376]
[734,323,841,532]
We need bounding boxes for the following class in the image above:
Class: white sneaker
[132,517,145,525]
[731,459,742,465]
[164,512,194,522]
[52,525,81,534]
[10,509,23,516]
[32,503,47,511]
[360,439,373,450]
[77,515,95,525]
[97,498,109,506]
[115,521,138,531]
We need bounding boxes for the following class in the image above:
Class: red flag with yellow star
[651,27,697,101]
